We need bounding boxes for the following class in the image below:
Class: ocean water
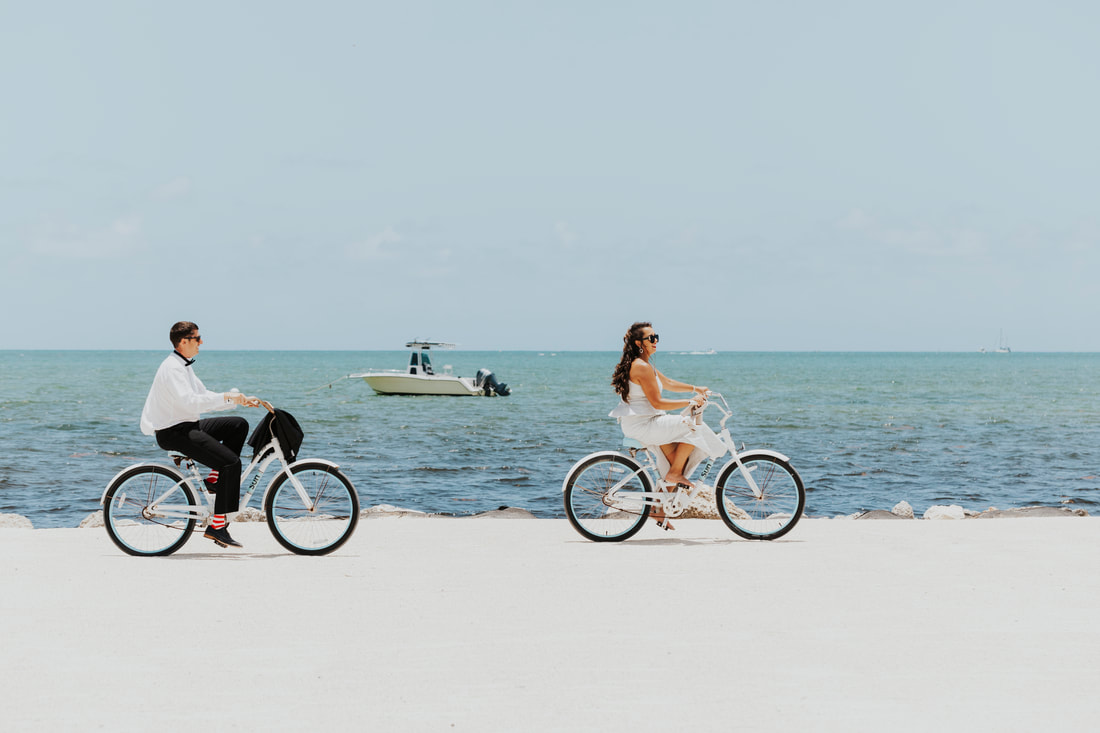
[2,350,1099,528]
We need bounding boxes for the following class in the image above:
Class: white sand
[2,518,1098,732]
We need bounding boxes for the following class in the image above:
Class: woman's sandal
[652,509,675,531]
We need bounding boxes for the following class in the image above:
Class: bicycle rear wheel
[103,465,198,556]
[563,453,652,542]
[715,453,805,540]
[264,462,360,555]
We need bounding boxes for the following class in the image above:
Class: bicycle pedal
[211,539,227,548]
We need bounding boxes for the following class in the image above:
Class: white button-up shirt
[140,352,233,435]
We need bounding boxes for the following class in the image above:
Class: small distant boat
[351,341,511,396]
[980,331,1012,353]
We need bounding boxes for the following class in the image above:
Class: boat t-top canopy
[405,341,456,350]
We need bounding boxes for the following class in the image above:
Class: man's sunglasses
[640,334,659,344]
[183,335,202,342]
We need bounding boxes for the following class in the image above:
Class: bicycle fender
[99,462,185,505]
[285,457,341,472]
[728,448,791,466]
[561,451,637,493]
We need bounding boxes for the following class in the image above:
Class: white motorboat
[351,341,511,396]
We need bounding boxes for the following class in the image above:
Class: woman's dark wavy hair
[611,321,652,398]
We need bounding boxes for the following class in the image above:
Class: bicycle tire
[103,464,198,556]
[715,452,805,540]
[563,453,652,542]
[264,462,360,555]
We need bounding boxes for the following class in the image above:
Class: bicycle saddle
[167,453,192,467]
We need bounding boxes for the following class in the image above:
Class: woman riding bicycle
[609,321,725,529]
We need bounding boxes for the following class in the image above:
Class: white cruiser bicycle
[101,404,359,556]
[563,392,805,542]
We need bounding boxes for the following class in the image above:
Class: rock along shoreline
[0,499,1089,530]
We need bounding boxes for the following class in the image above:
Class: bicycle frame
[577,392,792,519]
[701,392,767,498]
[99,436,337,526]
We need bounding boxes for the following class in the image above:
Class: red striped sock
[207,470,219,483]
[211,514,227,529]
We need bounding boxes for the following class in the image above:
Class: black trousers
[155,416,249,516]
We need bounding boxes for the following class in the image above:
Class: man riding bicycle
[139,321,264,549]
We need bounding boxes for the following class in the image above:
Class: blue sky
[2,1,1097,351]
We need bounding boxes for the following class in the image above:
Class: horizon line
[2,348,1097,355]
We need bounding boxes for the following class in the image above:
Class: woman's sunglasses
[640,334,659,344]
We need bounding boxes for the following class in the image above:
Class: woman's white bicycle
[101,405,359,556]
[563,392,805,542]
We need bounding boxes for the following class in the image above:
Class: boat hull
[359,373,482,396]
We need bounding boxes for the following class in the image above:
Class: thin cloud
[554,221,576,247]
[345,228,458,278]
[30,216,144,259]
[346,227,402,260]
[1064,223,1099,254]
[151,177,192,200]
[667,228,699,249]
[838,209,988,258]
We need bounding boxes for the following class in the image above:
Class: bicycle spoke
[265,464,359,555]
[103,465,197,556]
[564,455,652,541]
[716,454,805,540]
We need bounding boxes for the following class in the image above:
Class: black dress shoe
[203,525,243,548]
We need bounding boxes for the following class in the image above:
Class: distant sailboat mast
[995,329,1011,353]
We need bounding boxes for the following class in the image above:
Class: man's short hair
[170,321,199,348]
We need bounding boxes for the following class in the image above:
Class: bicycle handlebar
[240,397,275,412]
[685,390,732,422]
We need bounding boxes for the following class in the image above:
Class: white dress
[609,377,726,476]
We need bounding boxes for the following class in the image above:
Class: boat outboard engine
[475,368,511,396]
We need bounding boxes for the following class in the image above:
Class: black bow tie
[173,350,195,367]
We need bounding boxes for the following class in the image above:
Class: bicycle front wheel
[715,453,805,540]
[103,465,198,556]
[264,462,360,555]
[563,453,652,542]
